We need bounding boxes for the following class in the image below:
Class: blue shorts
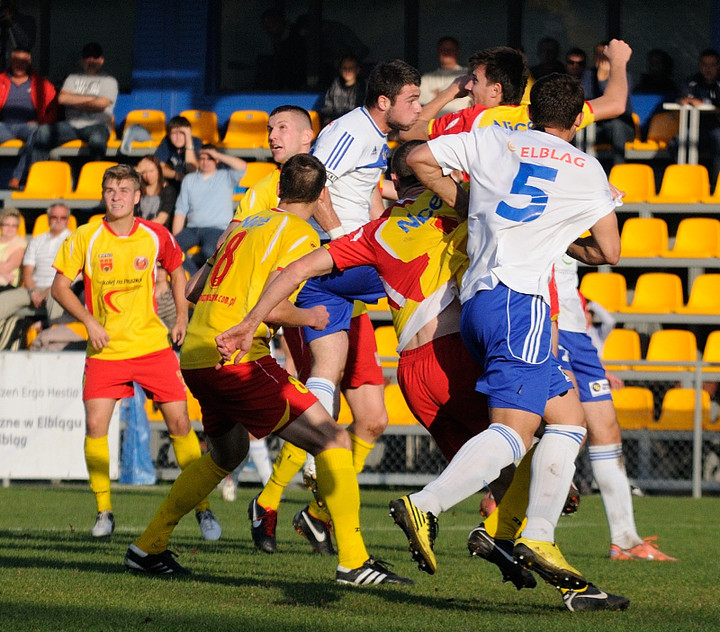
[295,265,385,343]
[558,330,611,402]
[460,284,572,416]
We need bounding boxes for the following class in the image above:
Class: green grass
[1,484,718,632]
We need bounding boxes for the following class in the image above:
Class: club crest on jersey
[99,253,113,273]
[134,256,149,271]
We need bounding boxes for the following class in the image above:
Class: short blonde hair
[0,207,21,223]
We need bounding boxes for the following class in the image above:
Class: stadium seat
[601,328,642,371]
[643,329,698,371]
[308,110,321,138]
[608,163,656,203]
[653,387,710,431]
[619,272,683,314]
[367,295,390,314]
[677,274,720,314]
[612,386,654,430]
[27,320,88,348]
[65,161,119,201]
[233,161,277,200]
[578,272,627,312]
[187,391,203,422]
[180,109,220,144]
[662,217,720,258]
[374,325,399,369]
[220,110,270,150]
[384,383,417,425]
[624,110,679,156]
[11,161,72,200]
[119,109,167,149]
[702,330,720,374]
[702,172,720,204]
[619,217,668,257]
[337,393,353,424]
[648,164,710,204]
[32,212,77,236]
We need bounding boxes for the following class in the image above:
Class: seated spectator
[26,42,118,177]
[564,47,592,93]
[531,37,566,80]
[321,54,366,125]
[154,115,202,194]
[136,155,176,227]
[680,48,720,184]
[0,203,70,320]
[0,207,26,291]
[419,36,470,116]
[0,2,36,68]
[635,48,678,97]
[171,144,246,274]
[0,47,56,190]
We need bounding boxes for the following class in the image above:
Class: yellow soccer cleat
[389,496,438,574]
[513,537,587,589]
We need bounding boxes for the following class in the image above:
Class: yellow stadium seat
[0,139,23,149]
[702,330,720,374]
[662,217,720,258]
[384,383,418,425]
[677,274,720,314]
[648,164,710,204]
[602,328,642,371]
[612,386,654,430]
[180,109,220,144]
[120,109,167,149]
[11,161,72,200]
[619,217,668,257]
[308,110,321,138]
[608,163,656,203]
[624,111,679,154]
[65,161,119,200]
[187,391,203,423]
[653,387,710,431]
[32,212,77,236]
[620,272,683,314]
[578,272,627,312]
[702,172,720,204]
[367,296,390,313]
[374,325,399,369]
[145,398,164,422]
[220,110,270,150]
[337,393,353,424]
[642,329,698,372]
[232,162,277,200]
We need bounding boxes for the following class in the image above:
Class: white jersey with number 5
[427,126,618,304]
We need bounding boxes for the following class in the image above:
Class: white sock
[248,438,273,486]
[306,377,336,416]
[522,424,586,542]
[589,442,643,549]
[410,424,525,517]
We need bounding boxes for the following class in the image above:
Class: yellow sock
[484,445,535,540]
[134,452,230,554]
[85,435,111,512]
[257,441,306,511]
[170,430,210,513]
[316,448,368,569]
[308,498,331,523]
[348,431,374,474]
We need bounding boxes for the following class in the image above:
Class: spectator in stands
[0,207,26,291]
[635,48,678,97]
[26,42,118,173]
[530,37,566,80]
[0,1,35,67]
[136,155,176,228]
[680,48,720,185]
[565,47,593,93]
[172,144,246,274]
[153,115,202,195]
[320,55,366,126]
[0,203,70,321]
[419,36,470,116]
[584,40,636,168]
[0,47,56,190]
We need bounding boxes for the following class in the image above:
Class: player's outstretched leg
[609,536,678,562]
[467,524,536,590]
[389,495,438,575]
[513,538,587,590]
[248,494,278,554]
[293,506,335,555]
[560,583,630,612]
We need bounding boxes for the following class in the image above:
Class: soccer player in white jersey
[392,73,629,612]
[554,253,677,561]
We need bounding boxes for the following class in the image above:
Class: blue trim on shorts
[557,330,612,402]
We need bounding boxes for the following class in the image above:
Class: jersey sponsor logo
[493,120,530,130]
[134,256,149,271]
[241,214,271,228]
[589,378,611,396]
[397,194,444,233]
[519,145,586,167]
[98,253,113,273]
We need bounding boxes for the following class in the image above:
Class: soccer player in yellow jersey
[123,154,411,585]
[51,164,220,540]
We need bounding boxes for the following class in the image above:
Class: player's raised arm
[587,39,633,121]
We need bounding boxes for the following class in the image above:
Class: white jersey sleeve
[554,254,587,333]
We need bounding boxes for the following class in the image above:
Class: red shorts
[182,355,318,438]
[397,332,489,459]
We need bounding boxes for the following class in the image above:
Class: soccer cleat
[91,510,115,538]
[561,582,630,612]
[292,506,335,555]
[196,509,222,541]
[609,536,677,561]
[336,557,415,586]
[513,537,587,590]
[388,496,438,575]
[467,524,536,590]
[124,544,190,575]
[248,495,277,554]
[302,455,325,508]
[561,482,580,516]
[220,476,236,502]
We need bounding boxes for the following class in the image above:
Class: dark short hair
[167,115,191,132]
[391,140,425,182]
[529,73,585,131]
[700,48,720,61]
[468,46,528,106]
[278,154,326,204]
[102,164,141,191]
[565,47,586,62]
[269,105,313,128]
[437,36,460,49]
[365,59,421,108]
[81,42,103,59]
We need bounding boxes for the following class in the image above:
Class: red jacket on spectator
[0,69,57,124]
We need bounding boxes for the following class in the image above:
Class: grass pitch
[1,483,718,632]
